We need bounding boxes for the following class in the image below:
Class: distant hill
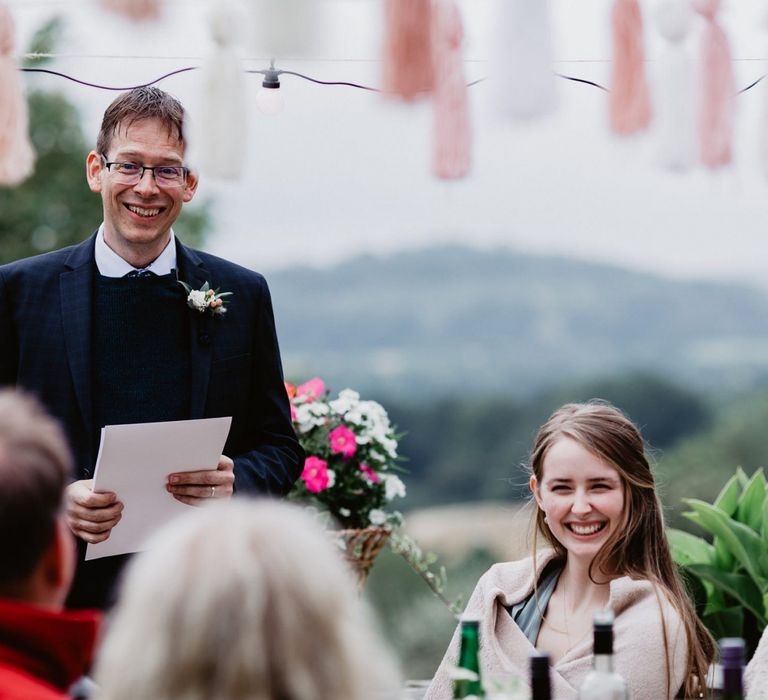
[268,245,768,398]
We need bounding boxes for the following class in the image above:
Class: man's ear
[39,518,76,607]
[86,151,104,193]
[182,169,199,203]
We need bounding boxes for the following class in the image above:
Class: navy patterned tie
[124,269,155,278]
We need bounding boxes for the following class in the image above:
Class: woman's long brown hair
[529,401,715,698]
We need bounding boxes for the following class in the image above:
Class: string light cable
[16,56,767,95]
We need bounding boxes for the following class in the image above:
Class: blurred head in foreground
[0,389,75,607]
[95,500,401,700]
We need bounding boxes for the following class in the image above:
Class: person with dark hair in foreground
[0,86,303,609]
[0,389,99,700]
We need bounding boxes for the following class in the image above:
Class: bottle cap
[459,615,480,628]
[530,652,550,675]
[719,638,745,666]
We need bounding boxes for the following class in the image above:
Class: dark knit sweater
[92,272,192,433]
[67,272,192,611]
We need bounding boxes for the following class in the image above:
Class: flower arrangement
[287,377,406,530]
[287,378,463,611]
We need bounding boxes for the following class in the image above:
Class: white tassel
[248,0,320,58]
[190,3,248,180]
[488,0,557,121]
[653,0,695,171]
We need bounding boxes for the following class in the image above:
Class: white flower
[326,469,336,488]
[188,289,207,310]
[382,474,406,500]
[369,508,387,526]
[330,389,360,415]
[339,507,351,517]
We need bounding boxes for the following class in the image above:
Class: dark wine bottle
[530,652,552,700]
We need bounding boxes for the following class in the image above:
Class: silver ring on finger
[211,485,216,498]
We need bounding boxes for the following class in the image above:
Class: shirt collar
[94,224,177,277]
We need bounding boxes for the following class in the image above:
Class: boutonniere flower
[179,280,232,316]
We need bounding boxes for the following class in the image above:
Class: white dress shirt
[94,224,177,277]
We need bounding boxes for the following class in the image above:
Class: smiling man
[0,87,303,609]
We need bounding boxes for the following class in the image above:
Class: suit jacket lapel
[176,241,213,419]
[60,234,98,449]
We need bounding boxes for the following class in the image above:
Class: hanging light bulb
[255,62,284,115]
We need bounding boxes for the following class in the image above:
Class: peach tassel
[431,0,470,179]
[0,3,34,187]
[693,0,734,168]
[609,0,652,135]
[99,0,161,22]
[382,0,433,101]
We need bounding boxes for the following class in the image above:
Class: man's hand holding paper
[65,479,123,544]
[167,454,235,506]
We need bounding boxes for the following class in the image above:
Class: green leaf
[713,472,744,517]
[736,468,766,532]
[703,607,744,641]
[667,528,715,566]
[713,536,735,572]
[683,499,768,587]
[686,564,767,624]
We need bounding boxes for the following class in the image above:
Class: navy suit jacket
[0,233,303,604]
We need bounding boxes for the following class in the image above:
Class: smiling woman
[425,401,715,700]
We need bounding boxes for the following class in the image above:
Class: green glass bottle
[717,638,745,700]
[453,618,484,698]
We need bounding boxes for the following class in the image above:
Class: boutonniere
[179,280,233,316]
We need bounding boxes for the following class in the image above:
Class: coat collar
[0,598,100,692]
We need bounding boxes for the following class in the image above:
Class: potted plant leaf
[667,467,768,658]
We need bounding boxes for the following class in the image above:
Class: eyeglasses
[100,154,189,188]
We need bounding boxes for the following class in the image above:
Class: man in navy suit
[0,87,303,609]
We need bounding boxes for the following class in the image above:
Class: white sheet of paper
[85,416,232,561]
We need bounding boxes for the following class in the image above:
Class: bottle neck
[593,653,614,673]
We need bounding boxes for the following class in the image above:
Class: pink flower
[329,424,357,458]
[296,377,325,403]
[359,463,381,484]
[301,456,330,493]
[290,404,297,422]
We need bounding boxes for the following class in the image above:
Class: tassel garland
[653,0,695,171]
[431,0,471,179]
[99,0,162,22]
[382,0,434,101]
[693,0,735,168]
[190,4,248,180]
[0,2,34,187]
[609,0,652,135]
[489,0,557,122]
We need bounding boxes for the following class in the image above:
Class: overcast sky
[10,0,768,288]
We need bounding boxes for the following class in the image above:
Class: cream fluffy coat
[424,551,689,700]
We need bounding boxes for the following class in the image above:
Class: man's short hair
[0,390,73,586]
[96,86,185,157]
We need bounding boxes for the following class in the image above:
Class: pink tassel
[382,0,433,101]
[0,3,34,187]
[431,0,470,180]
[693,0,734,168]
[99,0,162,22]
[609,0,652,135]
